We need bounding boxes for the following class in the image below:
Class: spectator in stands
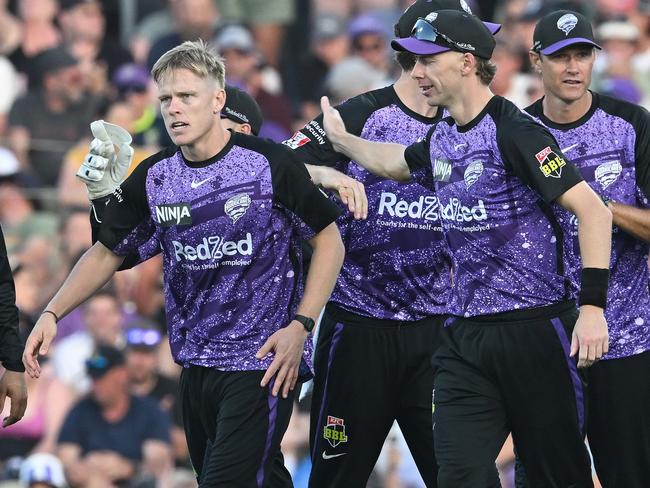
[490,38,535,108]
[124,322,187,465]
[57,345,172,487]
[348,12,391,76]
[112,63,158,147]
[8,46,100,187]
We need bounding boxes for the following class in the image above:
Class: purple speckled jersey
[527,92,650,360]
[284,86,451,321]
[405,96,583,317]
[97,133,341,371]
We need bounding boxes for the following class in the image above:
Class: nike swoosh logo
[322,452,347,460]
[561,143,579,153]
[454,143,468,151]
[190,177,214,189]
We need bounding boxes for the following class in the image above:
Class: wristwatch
[294,314,315,333]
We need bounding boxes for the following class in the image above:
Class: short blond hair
[151,39,225,88]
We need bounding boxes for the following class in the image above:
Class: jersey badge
[595,161,622,189]
[224,193,252,223]
[324,415,349,448]
[464,161,484,189]
[283,131,311,150]
[535,146,566,178]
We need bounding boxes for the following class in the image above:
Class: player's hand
[311,166,367,219]
[76,120,134,200]
[320,96,348,153]
[22,312,58,378]
[570,305,609,368]
[0,370,27,427]
[256,321,308,398]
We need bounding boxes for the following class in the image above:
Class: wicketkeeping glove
[76,120,134,199]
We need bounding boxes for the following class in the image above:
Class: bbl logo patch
[224,193,251,223]
[595,161,622,189]
[155,203,192,226]
[282,132,311,150]
[323,416,348,448]
[557,13,578,35]
[535,146,566,178]
[464,161,484,189]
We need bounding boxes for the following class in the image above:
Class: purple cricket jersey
[284,86,451,321]
[527,92,650,360]
[405,96,584,317]
[97,133,341,371]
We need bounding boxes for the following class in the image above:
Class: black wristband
[42,310,59,323]
[578,268,610,309]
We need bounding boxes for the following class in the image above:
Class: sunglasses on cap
[126,328,162,347]
[411,18,473,53]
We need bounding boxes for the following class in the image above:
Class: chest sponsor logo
[464,161,483,189]
[172,233,252,262]
[433,158,452,182]
[378,192,487,223]
[224,193,251,223]
[323,416,348,448]
[282,131,311,150]
[557,13,578,35]
[155,203,192,226]
[594,161,622,189]
[535,146,566,178]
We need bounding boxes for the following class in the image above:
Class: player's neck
[541,91,592,125]
[447,84,494,127]
[181,124,232,162]
[394,72,438,118]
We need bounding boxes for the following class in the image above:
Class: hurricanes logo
[595,161,622,189]
[557,13,578,35]
[425,12,438,22]
[464,161,484,189]
[323,416,348,448]
[224,193,251,223]
[535,146,566,178]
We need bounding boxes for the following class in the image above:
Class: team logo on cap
[224,193,251,223]
[324,416,348,448]
[595,160,622,189]
[535,146,566,178]
[425,12,438,22]
[557,13,578,36]
[460,0,473,14]
[464,161,484,188]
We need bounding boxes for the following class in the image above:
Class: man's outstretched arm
[23,242,125,378]
[321,96,412,181]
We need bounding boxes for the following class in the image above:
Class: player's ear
[460,52,476,77]
[214,87,226,114]
[529,50,542,75]
[237,123,252,135]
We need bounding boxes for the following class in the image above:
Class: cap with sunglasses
[532,10,601,55]
[222,85,263,136]
[394,0,501,38]
[392,10,497,59]
[85,345,125,379]
[126,325,163,350]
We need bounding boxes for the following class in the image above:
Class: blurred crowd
[0,0,648,486]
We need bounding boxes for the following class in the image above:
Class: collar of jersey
[180,130,237,169]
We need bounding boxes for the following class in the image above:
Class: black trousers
[588,348,650,487]
[434,301,593,488]
[308,304,443,488]
[179,366,295,487]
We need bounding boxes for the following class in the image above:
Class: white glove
[76,120,134,199]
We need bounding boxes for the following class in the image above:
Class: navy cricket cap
[85,345,125,380]
[532,10,601,55]
[222,85,263,136]
[394,0,501,38]
[392,10,496,59]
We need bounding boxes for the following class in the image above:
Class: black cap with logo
[394,0,501,38]
[392,9,496,59]
[222,85,263,136]
[532,10,601,55]
[85,345,125,380]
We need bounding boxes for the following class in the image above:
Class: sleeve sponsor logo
[155,203,192,226]
[112,186,124,203]
[535,146,566,178]
[464,161,483,189]
[224,193,251,223]
[594,161,622,189]
[282,131,311,149]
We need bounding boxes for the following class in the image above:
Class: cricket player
[23,40,344,487]
[319,9,611,487]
